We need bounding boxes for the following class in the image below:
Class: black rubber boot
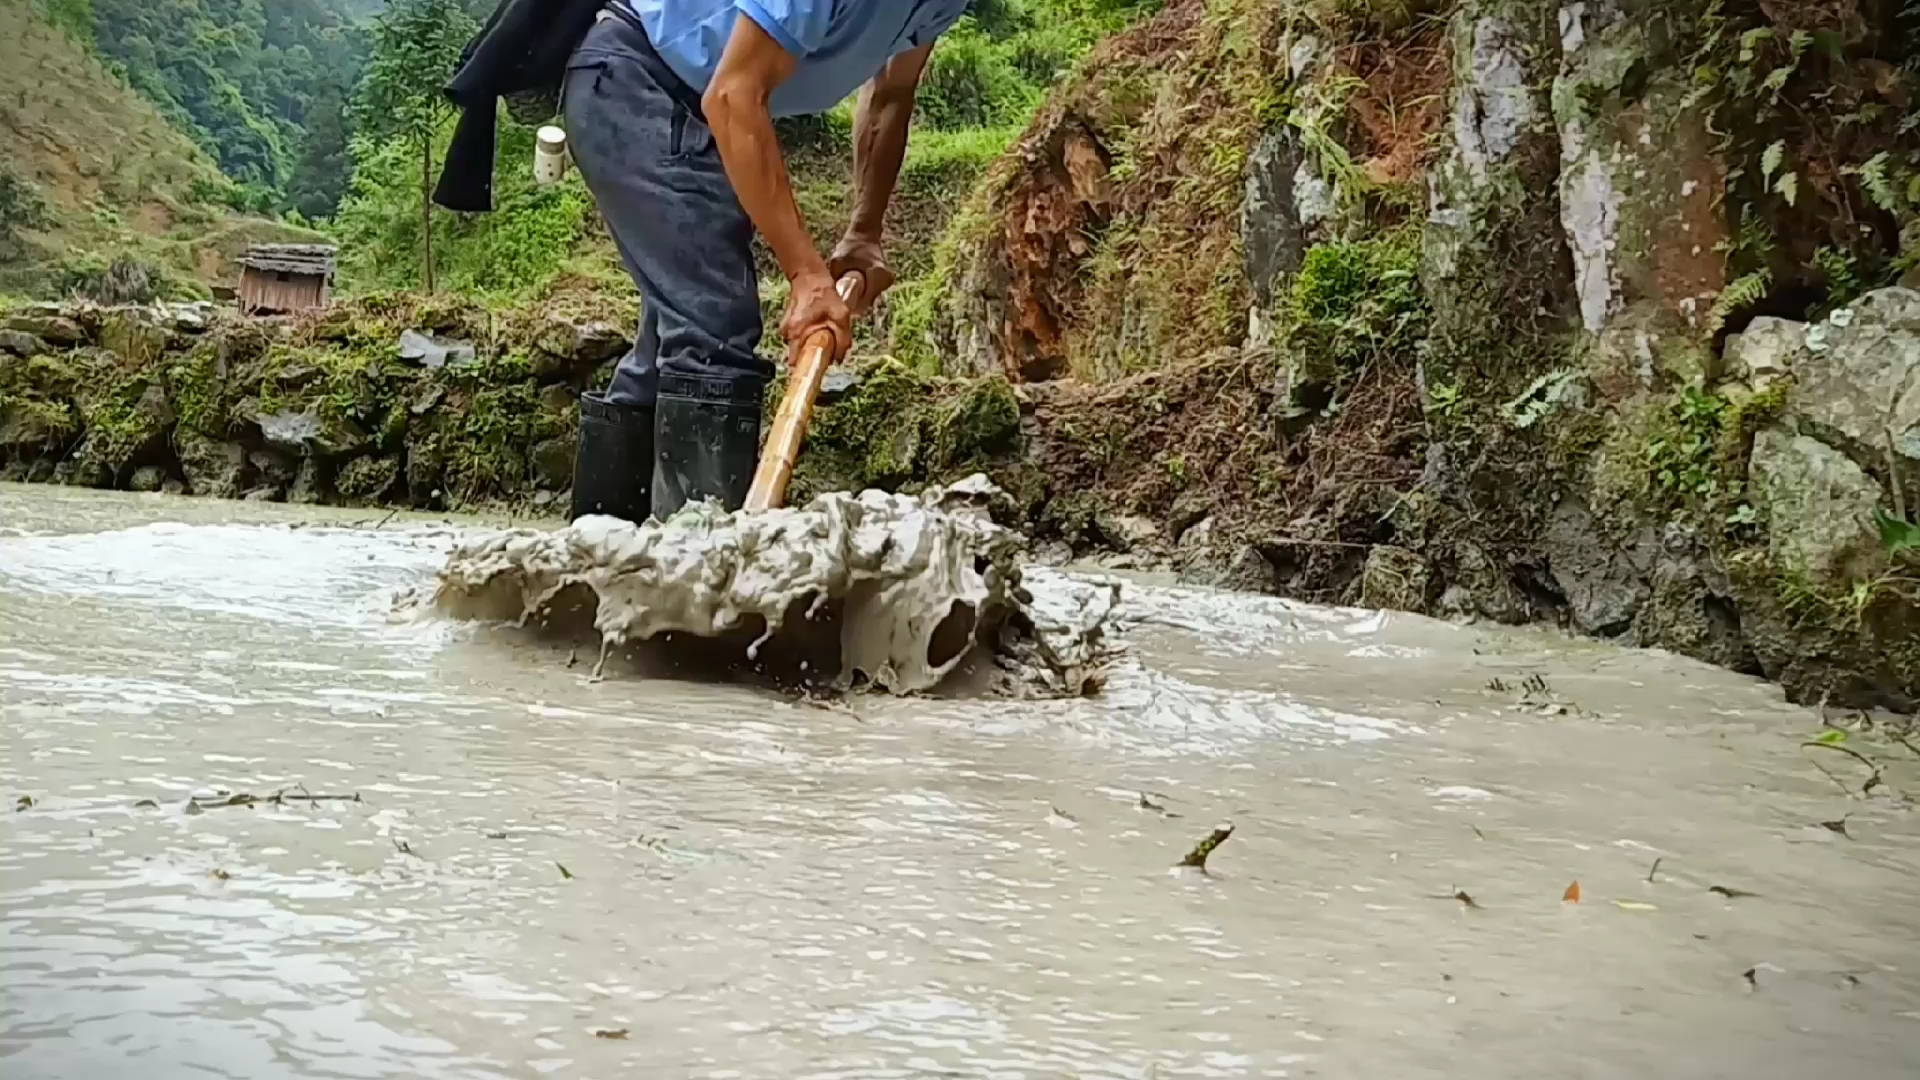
[652,369,766,517]
[570,392,654,523]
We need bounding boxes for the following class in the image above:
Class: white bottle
[534,125,569,186]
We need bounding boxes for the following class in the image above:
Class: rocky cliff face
[904,0,1920,710]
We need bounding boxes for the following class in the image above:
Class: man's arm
[830,42,934,310]
[703,16,850,355]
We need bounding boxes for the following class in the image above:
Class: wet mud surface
[3,484,1918,1078]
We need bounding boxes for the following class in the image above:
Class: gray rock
[7,313,85,347]
[256,410,324,452]
[1723,316,1804,388]
[26,457,55,483]
[1241,127,1306,309]
[161,476,186,496]
[335,455,401,501]
[1544,497,1660,635]
[0,459,27,482]
[128,466,166,493]
[288,458,326,505]
[397,328,477,370]
[411,384,447,416]
[537,382,579,416]
[1634,548,1754,675]
[819,367,861,403]
[0,398,72,448]
[0,329,46,356]
[249,448,298,488]
[97,308,172,364]
[176,432,248,498]
[1792,287,1920,465]
[1361,545,1430,614]
[1450,541,1528,624]
[1177,536,1277,594]
[568,320,628,364]
[1098,512,1161,553]
[1750,427,1886,586]
[161,302,213,333]
[254,408,368,457]
[529,437,575,491]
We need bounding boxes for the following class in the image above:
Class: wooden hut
[237,244,336,315]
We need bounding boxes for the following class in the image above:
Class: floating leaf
[1818,817,1852,838]
[557,863,574,880]
[1647,857,1663,883]
[1563,880,1582,903]
[133,799,159,809]
[14,795,33,811]
[1452,890,1480,909]
[209,868,230,881]
[592,1028,629,1040]
[1813,728,1849,745]
[1709,885,1759,899]
[1177,823,1234,871]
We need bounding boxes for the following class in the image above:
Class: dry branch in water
[1178,823,1234,871]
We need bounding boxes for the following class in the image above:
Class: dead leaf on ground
[592,1028,628,1040]
[1562,880,1581,903]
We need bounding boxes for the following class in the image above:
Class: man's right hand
[781,269,853,362]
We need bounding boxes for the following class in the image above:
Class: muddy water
[3,483,1919,1080]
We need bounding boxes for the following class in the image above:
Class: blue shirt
[622,0,970,117]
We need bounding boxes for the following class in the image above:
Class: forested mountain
[79,0,372,216]
[0,0,321,297]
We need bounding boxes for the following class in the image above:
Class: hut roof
[239,243,338,278]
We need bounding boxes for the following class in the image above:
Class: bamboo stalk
[746,272,864,512]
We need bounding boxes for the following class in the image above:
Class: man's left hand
[828,234,896,315]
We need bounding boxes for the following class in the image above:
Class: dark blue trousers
[562,15,768,408]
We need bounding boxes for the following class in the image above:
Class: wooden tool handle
[744,272,864,512]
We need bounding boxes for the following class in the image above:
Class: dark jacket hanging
[432,0,606,214]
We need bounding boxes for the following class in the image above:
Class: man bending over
[564,0,969,521]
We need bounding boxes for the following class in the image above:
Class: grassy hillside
[0,1,320,299]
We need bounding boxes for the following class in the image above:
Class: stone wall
[1,295,632,510]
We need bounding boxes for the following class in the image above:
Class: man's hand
[782,269,852,361]
[828,234,894,315]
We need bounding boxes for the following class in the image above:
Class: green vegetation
[77,0,372,214]
[349,0,478,294]
[1287,230,1427,377]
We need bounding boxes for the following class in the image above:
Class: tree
[351,0,473,292]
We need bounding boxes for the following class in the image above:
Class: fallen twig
[1177,823,1234,871]
[1800,740,1885,797]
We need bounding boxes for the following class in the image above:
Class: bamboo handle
[745,272,864,512]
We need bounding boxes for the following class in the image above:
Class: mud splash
[423,476,1116,696]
